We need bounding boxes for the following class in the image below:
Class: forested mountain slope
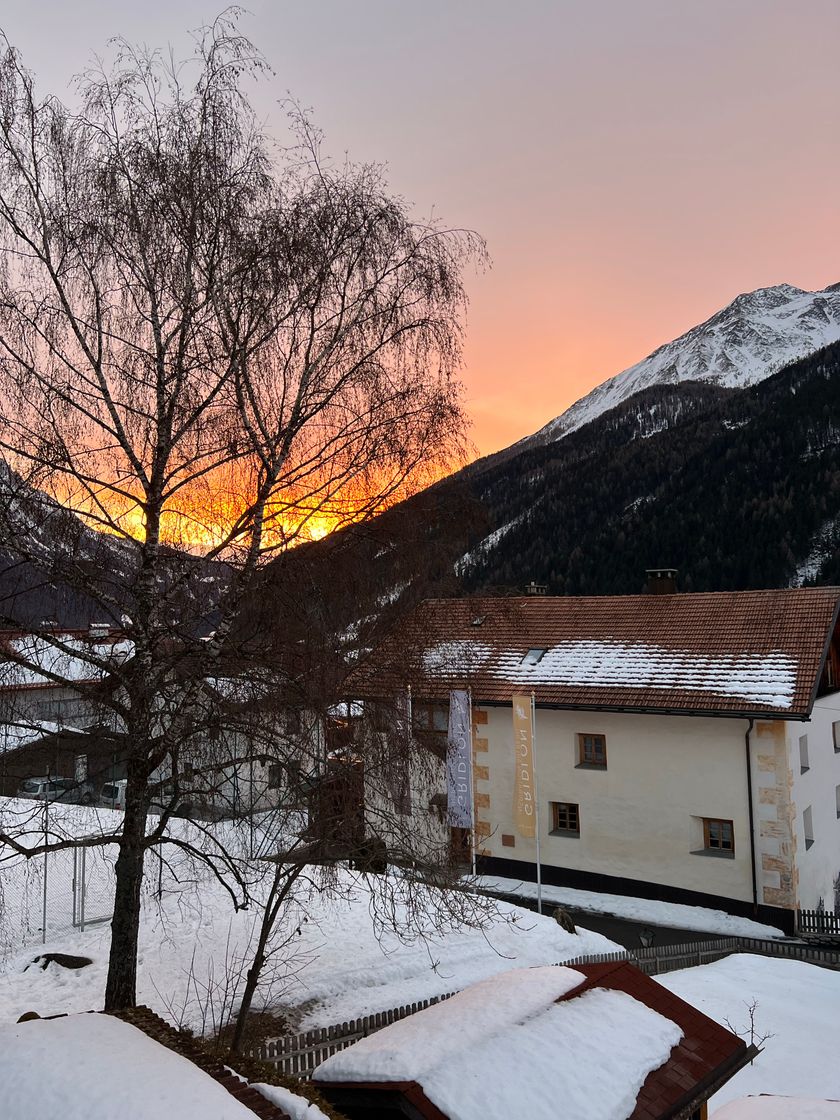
[457,340,840,595]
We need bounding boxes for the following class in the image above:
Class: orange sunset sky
[3,0,839,460]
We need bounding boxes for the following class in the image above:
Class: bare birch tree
[0,13,482,1010]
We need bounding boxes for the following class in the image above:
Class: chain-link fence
[0,836,115,958]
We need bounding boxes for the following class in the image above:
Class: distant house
[0,626,130,795]
[0,630,318,816]
[314,961,756,1120]
[347,587,840,931]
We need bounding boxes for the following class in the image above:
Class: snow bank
[478,876,785,938]
[662,954,840,1108]
[713,1098,840,1120]
[0,862,618,1032]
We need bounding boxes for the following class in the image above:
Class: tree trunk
[229,864,301,1054]
[229,944,267,1054]
[103,780,147,1011]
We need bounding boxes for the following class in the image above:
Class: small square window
[522,648,547,666]
[550,801,580,836]
[703,817,734,855]
[577,733,607,769]
[412,702,449,734]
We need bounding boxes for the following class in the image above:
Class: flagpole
[469,687,476,878]
[531,691,542,915]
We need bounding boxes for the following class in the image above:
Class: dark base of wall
[477,855,796,936]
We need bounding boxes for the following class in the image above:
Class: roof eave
[804,597,840,718]
[665,1043,760,1120]
[350,686,809,721]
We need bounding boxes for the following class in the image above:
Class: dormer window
[522,648,547,666]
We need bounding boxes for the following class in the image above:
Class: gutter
[744,717,758,916]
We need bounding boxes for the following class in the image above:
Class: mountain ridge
[520,281,840,451]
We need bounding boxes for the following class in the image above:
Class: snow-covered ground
[0,862,617,1032]
[713,1099,840,1120]
[663,954,840,1108]
[477,876,785,938]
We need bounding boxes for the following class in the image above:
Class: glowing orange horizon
[50,458,453,552]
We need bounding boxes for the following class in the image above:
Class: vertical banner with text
[512,693,536,838]
[446,689,473,828]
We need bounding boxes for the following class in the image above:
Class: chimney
[645,568,678,595]
[524,581,547,596]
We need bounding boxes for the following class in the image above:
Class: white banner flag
[446,689,473,828]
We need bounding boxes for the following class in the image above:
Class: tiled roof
[566,963,753,1119]
[347,588,840,717]
[111,1006,293,1120]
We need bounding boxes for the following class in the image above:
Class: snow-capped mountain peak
[529,282,840,445]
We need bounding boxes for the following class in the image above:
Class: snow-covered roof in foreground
[0,1014,257,1120]
[712,1098,840,1120]
[315,965,683,1120]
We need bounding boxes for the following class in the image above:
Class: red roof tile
[562,962,750,1120]
[347,588,840,717]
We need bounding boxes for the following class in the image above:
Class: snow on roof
[0,633,132,690]
[352,589,840,717]
[0,720,88,754]
[315,965,683,1120]
[712,1098,840,1120]
[0,1014,258,1120]
[425,639,797,708]
[252,1083,332,1120]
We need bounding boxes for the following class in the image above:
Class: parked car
[16,776,95,804]
[98,779,127,811]
[98,780,197,816]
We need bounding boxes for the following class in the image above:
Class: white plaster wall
[478,705,755,904]
[787,694,840,909]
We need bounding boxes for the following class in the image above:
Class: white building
[348,587,840,931]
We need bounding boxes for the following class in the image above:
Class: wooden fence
[250,992,455,1077]
[249,934,840,1078]
[797,908,840,940]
